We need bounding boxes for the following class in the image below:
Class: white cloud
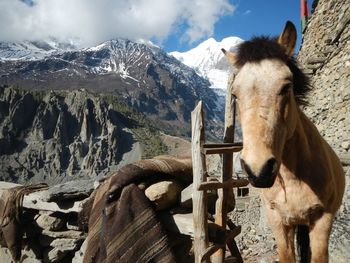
[243,10,252,16]
[0,0,235,46]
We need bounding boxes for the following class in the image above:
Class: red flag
[301,0,310,33]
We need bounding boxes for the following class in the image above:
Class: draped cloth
[82,156,192,263]
[0,183,48,261]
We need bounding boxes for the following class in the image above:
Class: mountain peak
[169,36,243,91]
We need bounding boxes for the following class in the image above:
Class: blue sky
[164,0,313,52]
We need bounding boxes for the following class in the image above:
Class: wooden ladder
[191,78,249,263]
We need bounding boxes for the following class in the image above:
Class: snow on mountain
[0,39,77,61]
[170,36,243,93]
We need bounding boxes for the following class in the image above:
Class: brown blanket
[0,183,48,261]
[83,156,192,263]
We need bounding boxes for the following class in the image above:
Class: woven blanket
[83,156,192,263]
[0,183,48,261]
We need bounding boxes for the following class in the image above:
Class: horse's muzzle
[240,158,278,188]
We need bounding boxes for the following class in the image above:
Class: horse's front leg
[309,212,333,263]
[265,207,296,263]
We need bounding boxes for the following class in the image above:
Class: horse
[222,21,345,263]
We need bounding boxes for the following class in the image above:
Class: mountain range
[0,36,242,183]
[0,37,243,135]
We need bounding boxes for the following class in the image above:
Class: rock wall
[299,0,350,261]
[0,181,92,263]
[0,86,169,185]
[298,0,350,156]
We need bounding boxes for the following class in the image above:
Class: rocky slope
[0,85,168,185]
[0,39,224,138]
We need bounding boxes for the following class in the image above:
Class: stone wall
[298,0,350,156]
[0,180,93,263]
[298,0,350,261]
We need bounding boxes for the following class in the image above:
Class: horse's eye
[279,84,291,96]
[232,94,238,100]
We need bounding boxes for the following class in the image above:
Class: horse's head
[223,21,310,188]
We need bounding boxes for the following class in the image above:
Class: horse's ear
[277,21,297,57]
[221,48,237,65]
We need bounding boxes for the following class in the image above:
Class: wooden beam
[225,225,242,242]
[191,101,209,263]
[198,178,249,191]
[212,75,237,263]
[202,145,243,155]
[201,244,225,262]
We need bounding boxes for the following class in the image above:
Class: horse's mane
[236,36,311,106]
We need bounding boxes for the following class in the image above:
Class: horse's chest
[264,184,324,225]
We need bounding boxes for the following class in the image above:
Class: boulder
[145,180,182,211]
[23,190,86,213]
[47,179,95,201]
[35,212,65,231]
[72,239,88,263]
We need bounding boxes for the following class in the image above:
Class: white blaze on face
[233,59,293,175]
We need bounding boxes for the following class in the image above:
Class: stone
[35,212,65,231]
[145,180,182,211]
[47,179,95,201]
[72,238,88,263]
[42,229,85,239]
[43,238,82,263]
[22,259,41,263]
[306,55,327,64]
[0,247,15,263]
[43,247,67,263]
[23,190,87,213]
[341,141,350,150]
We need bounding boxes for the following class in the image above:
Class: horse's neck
[281,108,322,179]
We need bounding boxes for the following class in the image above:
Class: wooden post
[212,74,236,263]
[191,101,209,263]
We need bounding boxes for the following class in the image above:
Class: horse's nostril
[260,158,278,178]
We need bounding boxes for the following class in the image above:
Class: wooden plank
[202,145,243,155]
[191,101,209,263]
[225,225,242,242]
[226,240,243,263]
[203,142,243,148]
[198,178,249,191]
[201,244,225,262]
[212,75,236,263]
[227,219,243,263]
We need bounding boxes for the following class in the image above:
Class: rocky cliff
[0,86,167,185]
[298,0,350,261]
[298,0,350,156]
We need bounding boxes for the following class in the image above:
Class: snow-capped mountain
[170,36,243,94]
[0,38,224,138]
[0,39,77,61]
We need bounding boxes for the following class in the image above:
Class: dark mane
[236,36,311,105]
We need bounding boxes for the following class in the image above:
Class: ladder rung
[200,244,225,262]
[202,142,243,155]
[198,178,249,191]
